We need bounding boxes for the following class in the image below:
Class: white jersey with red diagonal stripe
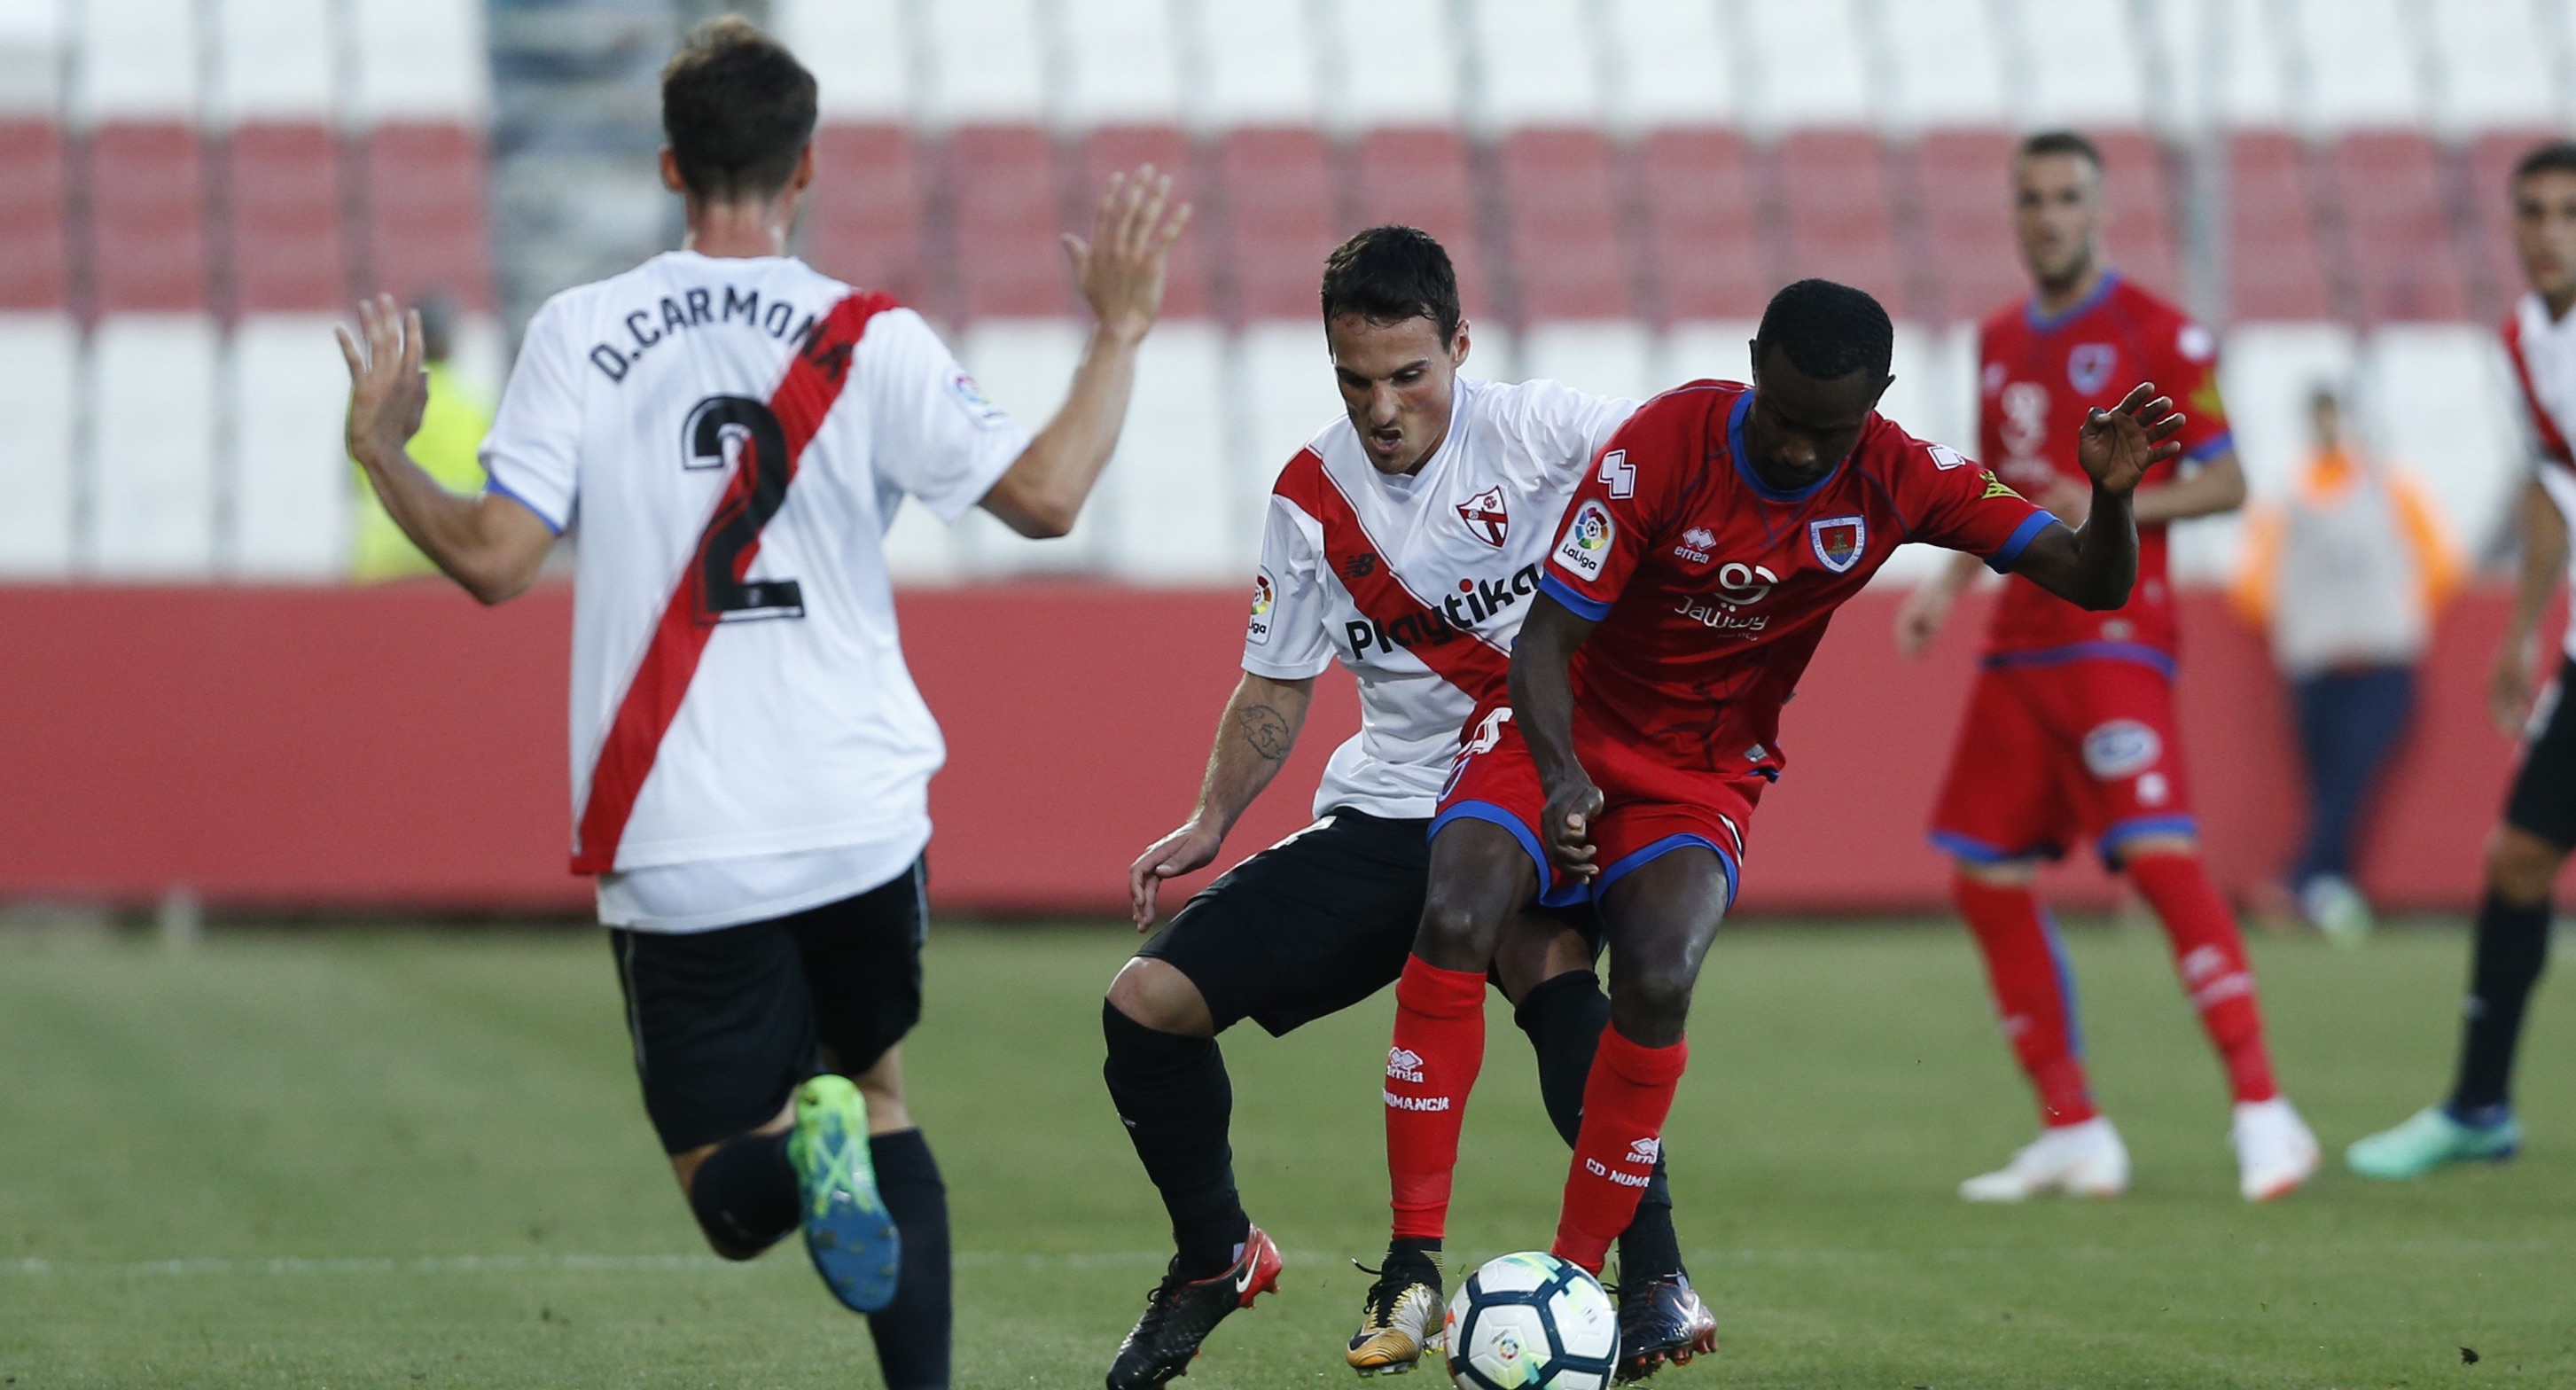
[2502,291,2576,660]
[1245,376,1635,819]
[480,251,1030,888]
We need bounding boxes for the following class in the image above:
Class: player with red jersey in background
[1361,277,2181,1358]
[1893,130,2318,1204]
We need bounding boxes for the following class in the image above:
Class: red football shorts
[1432,703,1765,909]
[1928,653,2196,868]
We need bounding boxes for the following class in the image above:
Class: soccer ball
[1444,1252,1620,1390]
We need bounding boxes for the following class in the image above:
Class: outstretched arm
[2004,383,2182,612]
[1128,671,1315,927]
[980,168,1193,539]
[339,295,555,605]
[1510,593,1604,882]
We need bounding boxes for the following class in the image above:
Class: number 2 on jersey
[683,394,804,623]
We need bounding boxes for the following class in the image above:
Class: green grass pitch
[2,918,2572,1387]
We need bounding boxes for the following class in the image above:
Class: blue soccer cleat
[2346,1105,2522,1181]
[788,1074,902,1312]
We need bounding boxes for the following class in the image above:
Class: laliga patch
[948,371,1009,426]
[1807,515,1866,574]
[1245,569,1276,644]
[2082,720,2162,780]
[1928,443,1970,471]
[1555,499,1615,580]
[2068,343,2118,395]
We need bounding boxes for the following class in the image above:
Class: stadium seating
[0,0,2561,585]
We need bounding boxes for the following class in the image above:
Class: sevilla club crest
[1808,515,1867,574]
[1456,485,1509,547]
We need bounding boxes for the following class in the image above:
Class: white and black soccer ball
[1444,1252,1620,1390]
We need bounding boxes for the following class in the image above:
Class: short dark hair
[2514,140,2576,189]
[1754,279,1893,383]
[2017,129,2103,171]
[1320,226,1462,343]
[661,17,818,202]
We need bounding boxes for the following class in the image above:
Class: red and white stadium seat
[0,0,74,575]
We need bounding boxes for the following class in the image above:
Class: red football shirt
[1540,382,2052,781]
[1976,274,2230,662]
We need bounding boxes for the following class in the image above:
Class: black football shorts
[2507,657,2576,851]
[1137,808,1596,1036]
[609,859,928,1154]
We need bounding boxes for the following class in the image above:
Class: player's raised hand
[1130,819,1223,930]
[1064,166,1193,347]
[336,293,429,465]
[2075,383,2183,496]
[1540,777,1606,881]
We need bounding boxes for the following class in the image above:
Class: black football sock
[1517,969,1684,1284]
[2449,892,2554,1118]
[684,1128,798,1255]
[863,1128,952,1390]
[1103,1001,1251,1278]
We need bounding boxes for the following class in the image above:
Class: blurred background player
[1376,278,2173,1368]
[2229,386,2461,943]
[1100,227,1712,1388]
[350,297,493,582]
[336,19,1189,1388]
[2350,141,2576,1181]
[1893,130,2319,1204]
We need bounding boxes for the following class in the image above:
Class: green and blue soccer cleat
[788,1074,902,1312]
[2346,1105,2521,1181]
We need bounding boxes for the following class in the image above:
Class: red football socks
[2127,852,2278,1104]
[1952,872,2099,1127]
[1385,955,1488,1241]
[1550,1023,1688,1275]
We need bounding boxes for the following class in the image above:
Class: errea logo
[1387,1047,1425,1082]
[1674,526,1717,563]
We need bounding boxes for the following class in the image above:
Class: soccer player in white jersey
[334,20,1188,1388]
[1099,228,1713,1388]
[2351,140,2576,1180]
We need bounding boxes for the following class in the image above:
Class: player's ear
[659,147,686,195]
[789,142,816,195]
[1449,318,1471,369]
[1870,372,1894,410]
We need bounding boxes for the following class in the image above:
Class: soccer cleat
[1105,1226,1284,1389]
[1959,1116,2130,1202]
[2231,1097,2320,1201]
[1345,1254,1443,1377]
[2298,874,2375,948]
[2346,1105,2523,1181]
[787,1074,902,1313]
[1612,1272,1717,1381]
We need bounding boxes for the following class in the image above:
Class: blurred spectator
[2230,387,2462,941]
[351,299,492,581]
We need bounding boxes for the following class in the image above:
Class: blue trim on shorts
[1979,642,2178,680]
[1429,800,1590,909]
[2096,815,2198,867]
[486,477,566,535]
[1985,511,2053,574]
[1595,832,1738,910]
[1538,572,1612,621]
[2184,429,2235,463]
[1930,829,2060,866]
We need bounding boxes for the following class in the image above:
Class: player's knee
[1612,960,1697,1042]
[2487,827,2564,906]
[1105,956,1217,1038]
[1417,891,1502,970]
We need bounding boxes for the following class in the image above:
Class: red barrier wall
[0,582,2524,916]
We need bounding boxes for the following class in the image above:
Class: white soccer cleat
[2231,1097,2320,1202]
[1959,1117,2130,1202]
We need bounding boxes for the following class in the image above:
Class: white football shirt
[480,251,1030,930]
[2503,291,2576,660]
[1245,376,1636,819]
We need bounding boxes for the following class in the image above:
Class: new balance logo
[1627,1136,1662,1167]
[1386,1047,1425,1082]
[1386,1090,1451,1112]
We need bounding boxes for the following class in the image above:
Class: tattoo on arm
[1237,704,1292,761]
